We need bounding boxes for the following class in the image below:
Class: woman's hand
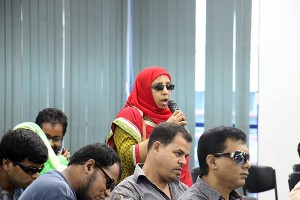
[166,109,188,126]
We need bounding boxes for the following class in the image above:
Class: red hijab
[125,66,172,124]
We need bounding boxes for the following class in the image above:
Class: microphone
[298,142,300,158]
[167,100,190,133]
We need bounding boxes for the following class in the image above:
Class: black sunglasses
[213,150,250,165]
[13,161,44,174]
[95,163,116,191]
[151,84,175,91]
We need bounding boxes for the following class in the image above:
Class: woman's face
[151,75,173,109]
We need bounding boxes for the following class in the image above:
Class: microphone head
[167,100,178,113]
[298,142,300,158]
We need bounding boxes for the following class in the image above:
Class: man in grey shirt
[110,122,192,200]
[178,126,251,200]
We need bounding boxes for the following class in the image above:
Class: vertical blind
[131,0,196,136]
[0,0,196,157]
[131,0,196,167]
[0,0,251,169]
[204,0,252,135]
[0,0,127,152]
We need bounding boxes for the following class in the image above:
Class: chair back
[191,167,200,183]
[243,165,278,200]
[288,172,300,191]
[293,164,300,172]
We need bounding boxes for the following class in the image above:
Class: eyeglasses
[213,151,250,166]
[13,161,44,174]
[45,134,63,143]
[95,163,116,191]
[151,84,175,91]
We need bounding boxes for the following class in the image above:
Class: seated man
[35,107,70,160]
[110,122,192,200]
[19,143,122,200]
[0,129,48,199]
[178,126,251,200]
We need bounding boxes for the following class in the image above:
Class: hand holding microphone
[167,100,190,133]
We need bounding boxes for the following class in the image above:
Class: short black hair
[35,108,68,136]
[148,122,193,151]
[0,129,48,165]
[198,126,247,176]
[69,143,122,179]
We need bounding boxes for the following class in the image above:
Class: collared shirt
[178,176,242,200]
[0,187,10,200]
[110,165,188,200]
[0,187,21,200]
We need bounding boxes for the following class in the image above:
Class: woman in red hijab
[106,66,192,186]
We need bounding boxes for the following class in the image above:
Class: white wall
[258,0,300,199]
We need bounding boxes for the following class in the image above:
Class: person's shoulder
[20,191,75,200]
[116,175,136,187]
[177,185,207,200]
[24,174,64,189]
[114,107,143,128]
[112,175,140,196]
[110,175,139,200]
[117,106,142,117]
[178,178,222,200]
[178,181,189,189]
[19,171,72,198]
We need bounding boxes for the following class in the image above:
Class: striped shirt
[110,165,188,200]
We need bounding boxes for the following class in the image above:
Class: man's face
[41,122,64,154]
[5,159,43,189]
[214,138,251,190]
[156,134,191,182]
[76,163,120,200]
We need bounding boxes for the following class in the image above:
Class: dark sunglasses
[95,163,116,191]
[13,161,44,174]
[213,150,250,165]
[151,84,175,91]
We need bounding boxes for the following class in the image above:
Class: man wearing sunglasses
[178,126,251,200]
[19,143,123,200]
[110,122,192,200]
[0,129,48,200]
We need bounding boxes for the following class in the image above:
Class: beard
[76,171,97,200]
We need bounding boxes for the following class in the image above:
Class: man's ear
[2,158,13,171]
[206,154,218,170]
[84,159,96,174]
[153,141,161,154]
